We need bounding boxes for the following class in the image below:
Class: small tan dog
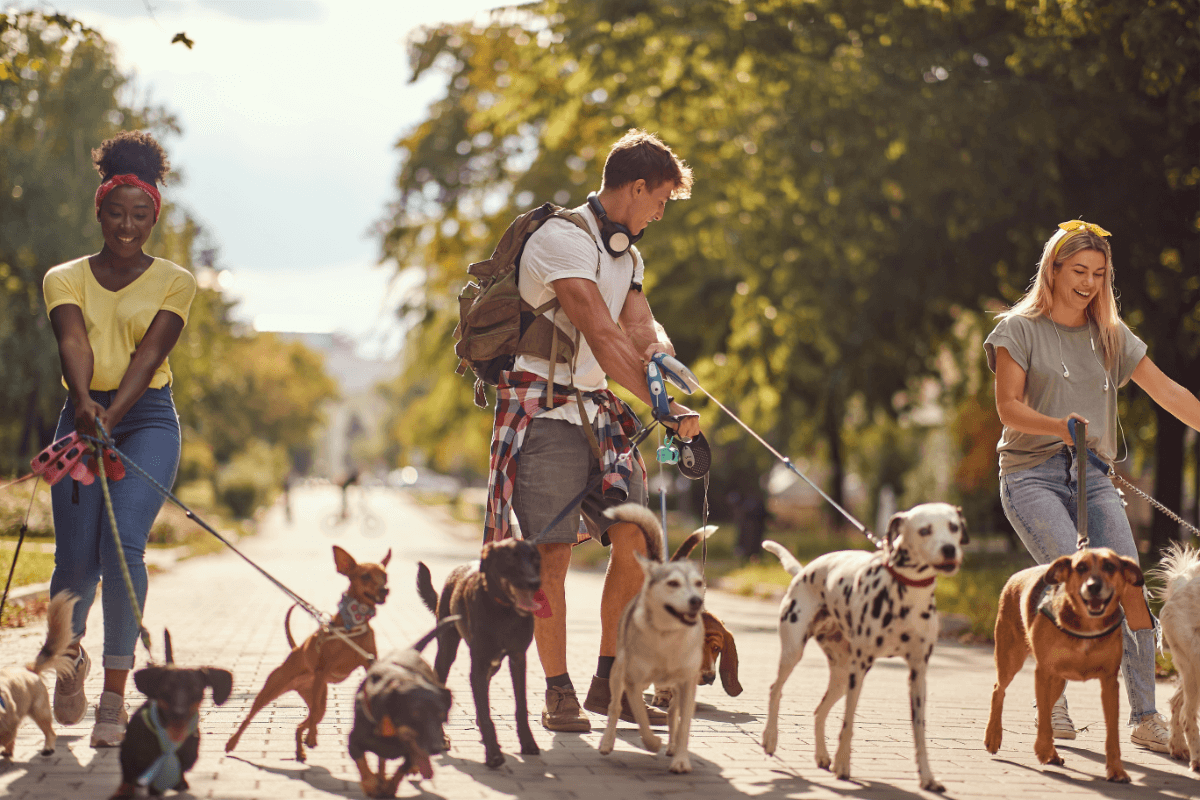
[0,591,78,759]
[1149,541,1200,770]
[985,547,1144,783]
[597,504,715,774]
[226,545,390,762]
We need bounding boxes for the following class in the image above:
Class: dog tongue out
[528,588,552,618]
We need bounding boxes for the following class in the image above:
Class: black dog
[416,539,542,768]
[111,632,233,800]
[349,622,455,798]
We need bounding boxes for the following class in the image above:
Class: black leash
[0,476,41,626]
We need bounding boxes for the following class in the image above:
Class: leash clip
[656,433,681,465]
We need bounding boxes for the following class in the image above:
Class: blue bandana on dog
[338,593,375,631]
[137,703,198,793]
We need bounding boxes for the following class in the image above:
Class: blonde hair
[998,226,1122,368]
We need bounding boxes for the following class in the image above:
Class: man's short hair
[602,129,693,199]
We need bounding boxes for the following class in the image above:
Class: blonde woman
[984,220,1200,752]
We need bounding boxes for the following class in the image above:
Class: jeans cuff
[102,653,135,671]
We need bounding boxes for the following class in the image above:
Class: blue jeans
[49,387,180,670]
[1000,447,1158,724]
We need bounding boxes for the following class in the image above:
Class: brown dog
[650,611,742,708]
[984,547,1144,783]
[416,538,542,768]
[226,545,391,762]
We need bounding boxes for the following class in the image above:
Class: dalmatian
[760,502,968,792]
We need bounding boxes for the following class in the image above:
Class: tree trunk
[1148,405,1186,559]
[824,398,847,533]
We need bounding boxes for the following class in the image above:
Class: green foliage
[379,0,1197,546]
[0,12,340,521]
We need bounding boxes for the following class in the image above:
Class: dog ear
[1045,555,1075,585]
[956,506,970,545]
[885,511,906,547]
[633,550,654,574]
[133,665,169,698]
[1119,557,1146,588]
[203,667,234,705]
[380,548,392,568]
[333,545,357,576]
[714,618,743,697]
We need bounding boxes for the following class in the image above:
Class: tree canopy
[380,0,1196,541]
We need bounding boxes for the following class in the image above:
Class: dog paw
[40,747,54,756]
[921,777,945,793]
[485,750,506,769]
[520,739,540,756]
[669,755,692,774]
[816,753,831,771]
[984,730,1001,754]
[833,754,851,780]
[1106,768,1131,783]
[641,733,662,753]
[761,732,777,755]
[1191,760,1200,773]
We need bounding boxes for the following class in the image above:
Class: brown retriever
[984,547,1144,783]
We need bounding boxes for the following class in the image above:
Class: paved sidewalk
[2,485,1198,799]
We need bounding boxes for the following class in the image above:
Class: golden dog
[984,547,1144,783]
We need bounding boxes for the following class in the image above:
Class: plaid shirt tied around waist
[485,370,648,543]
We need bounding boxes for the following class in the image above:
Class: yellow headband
[1053,219,1111,259]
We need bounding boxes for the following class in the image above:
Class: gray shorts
[512,417,647,547]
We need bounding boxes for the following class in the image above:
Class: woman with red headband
[985,220,1200,753]
[41,130,196,747]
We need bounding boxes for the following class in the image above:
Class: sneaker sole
[1053,729,1077,740]
[1131,737,1169,753]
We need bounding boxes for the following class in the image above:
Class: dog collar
[339,593,376,630]
[1037,586,1125,639]
[885,562,935,588]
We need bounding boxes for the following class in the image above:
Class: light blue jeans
[49,387,180,670]
[1000,447,1157,725]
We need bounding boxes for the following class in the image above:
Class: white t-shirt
[514,204,645,424]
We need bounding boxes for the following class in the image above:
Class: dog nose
[1084,577,1102,595]
[700,672,716,685]
[689,596,703,612]
[941,544,957,561]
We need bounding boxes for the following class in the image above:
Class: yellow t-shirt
[43,256,197,391]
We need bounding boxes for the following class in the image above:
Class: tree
[380,0,1197,545]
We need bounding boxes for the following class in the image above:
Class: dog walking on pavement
[761,502,968,792]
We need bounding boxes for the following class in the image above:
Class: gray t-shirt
[984,313,1146,475]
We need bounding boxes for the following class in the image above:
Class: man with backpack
[481,129,701,733]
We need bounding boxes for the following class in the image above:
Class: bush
[215,440,288,519]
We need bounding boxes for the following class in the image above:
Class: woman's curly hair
[92,130,170,185]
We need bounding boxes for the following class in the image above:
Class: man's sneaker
[53,645,89,726]
[582,674,668,726]
[1050,695,1076,740]
[1130,712,1170,753]
[90,690,129,748]
[541,685,591,732]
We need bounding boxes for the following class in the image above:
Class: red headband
[94,174,161,222]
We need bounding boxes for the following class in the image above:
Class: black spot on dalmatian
[920,611,930,619]
[898,606,910,619]
[871,590,888,619]
[876,636,883,647]
[782,599,798,624]
[901,633,910,642]
[849,673,857,690]
[856,648,862,658]
[881,611,893,628]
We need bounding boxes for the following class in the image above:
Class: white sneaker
[53,645,90,726]
[90,690,129,748]
[1130,712,1170,753]
[1051,696,1076,740]
[1033,695,1076,739]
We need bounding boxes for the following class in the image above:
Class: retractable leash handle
[1069,418,1089,549]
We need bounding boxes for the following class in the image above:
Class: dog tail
[27,591,79,678]
[284,603,301,650]
[416,561,439,616]
[603,503,664,562]
[410,615,461,653]
[670,525,719,561]
[761,540,803,576]
[1148,541,1200,603]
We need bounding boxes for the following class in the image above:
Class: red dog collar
[885,562,936,588]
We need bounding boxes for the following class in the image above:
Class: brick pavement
[2,485,1198,799]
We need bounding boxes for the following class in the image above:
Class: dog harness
[338,593,376,635]
[1036,583,1125,639]
[485,370,647,543]
[137,703,198,793]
